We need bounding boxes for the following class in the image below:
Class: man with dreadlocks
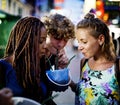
[0,16,47,103]
[40,13,75,105]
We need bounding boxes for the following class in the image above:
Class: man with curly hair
[40,13,75,105]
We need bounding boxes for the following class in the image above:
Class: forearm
[69,80,77,93]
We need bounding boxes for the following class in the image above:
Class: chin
[83,54,90,59]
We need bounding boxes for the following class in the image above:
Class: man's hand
[58,49,68,69]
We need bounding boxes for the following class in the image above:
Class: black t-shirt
[40,55,57,105]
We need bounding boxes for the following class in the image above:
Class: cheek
[52,40,57,45]
[87,42,100,55]
[39,44,44,54]
[50,38,57,46]
[39,44,42,50]
[39,44,42,53]
[39,45,41,58]
[61,41,67,47]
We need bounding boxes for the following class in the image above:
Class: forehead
[41,27,47,37]
[50,35,69,42]
[76,28,96,41]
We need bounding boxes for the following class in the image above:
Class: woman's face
[39,27,47,58]
[76,28,100,58]
[47,36,68,54]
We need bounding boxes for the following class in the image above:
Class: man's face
[47,36,68,54]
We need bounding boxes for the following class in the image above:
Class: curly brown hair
[43,13,75,40]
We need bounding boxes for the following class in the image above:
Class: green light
[0,19,2,24]
[0,13,6,18]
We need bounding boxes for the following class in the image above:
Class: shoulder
[0,59,11,67]
[81,58,88,65]
[0,59,4,69]
[80,58,88,69]
[0,59,13,72]
[0,59,8,72]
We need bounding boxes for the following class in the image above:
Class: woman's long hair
[4,17,45,98]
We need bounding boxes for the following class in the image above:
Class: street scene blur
[0,0,120,105]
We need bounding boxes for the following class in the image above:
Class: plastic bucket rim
[46,70,71,87]
[12,96,41,105]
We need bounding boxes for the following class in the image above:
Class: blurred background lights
[0,19,2,24]
[0,13,6,18]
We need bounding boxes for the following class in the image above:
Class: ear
[98,34,105,45]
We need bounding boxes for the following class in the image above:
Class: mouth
[40,53,45,56]
[53,47,59,54]
[82,52,86,55]
[41,49,46,54]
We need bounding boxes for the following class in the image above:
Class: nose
[40,42,46,53]
[58,40,67,48]
[43,42,47,49]
[78,43,83,51]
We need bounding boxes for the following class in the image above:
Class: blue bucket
[46,68,71,92]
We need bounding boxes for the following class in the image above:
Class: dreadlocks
[4,17,45,96]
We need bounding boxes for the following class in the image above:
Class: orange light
[96,0,104,19]
[54,0,64,2]
[54,0,64,9]
[103,13,109,22]
[96,0,104,9]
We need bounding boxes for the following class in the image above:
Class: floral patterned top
[78,62,120,105]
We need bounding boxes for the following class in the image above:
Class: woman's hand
[0,88,13,105]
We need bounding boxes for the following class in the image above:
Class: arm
[69,80,77,93]
[70,58,87,93]
[0,88,13,105]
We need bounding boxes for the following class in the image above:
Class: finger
[58,49,66,56]
[5,91,13,97]
[0,89,13,98]
[59,57,68,64]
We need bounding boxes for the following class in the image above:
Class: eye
[82,41,87,44]
[78,40,87,44]
[39,37,46,44]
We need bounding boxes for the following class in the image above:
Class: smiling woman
[70,13,120,105]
